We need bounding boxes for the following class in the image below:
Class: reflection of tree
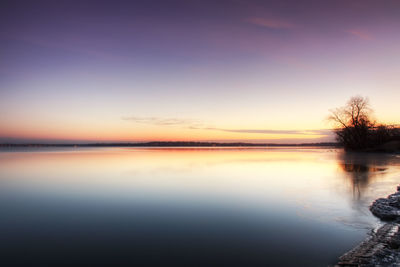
[339,162,374,200]
[337,152,389,202]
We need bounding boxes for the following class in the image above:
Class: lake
[1,147,400,266]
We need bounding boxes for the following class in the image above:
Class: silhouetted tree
[328,96,375,150]
[329,96,400,151]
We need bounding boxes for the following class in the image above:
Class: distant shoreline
[0,141,340,148]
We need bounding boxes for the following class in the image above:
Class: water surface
[1,147,400,266]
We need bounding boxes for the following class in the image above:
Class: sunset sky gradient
[1,0,400,143]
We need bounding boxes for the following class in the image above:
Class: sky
[1,0,400,143]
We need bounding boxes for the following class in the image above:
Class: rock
[338,223,400,266]
[370,198,400,220]
[370,188,400,220]
[338,185,400,266]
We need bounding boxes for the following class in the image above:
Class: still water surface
[1,147,400,266]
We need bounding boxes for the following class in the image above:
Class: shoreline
[337,186,400,266]
[0,141,339,148]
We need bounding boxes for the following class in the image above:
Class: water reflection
[338,152,390,200]
[334,152,400,225]
[0,147,400,266]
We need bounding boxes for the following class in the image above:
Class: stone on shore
[338,185,400,266]
[370,190,400,221]
[337,223,400,266]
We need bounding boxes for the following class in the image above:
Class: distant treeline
[0,141,339,148]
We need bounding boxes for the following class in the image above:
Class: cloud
[123,116,332,137]
[246,17,295,29]
[122,116,202,126]
[345,29,372,40]
[192,126,331,136]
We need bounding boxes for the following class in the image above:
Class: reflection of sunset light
[0,148,344,202]
[1,147,400,228]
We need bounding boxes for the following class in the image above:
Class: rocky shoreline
[337,186,400,266]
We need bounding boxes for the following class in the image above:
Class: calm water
[1,147,400,266]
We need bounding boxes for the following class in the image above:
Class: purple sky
[1,0,400,143]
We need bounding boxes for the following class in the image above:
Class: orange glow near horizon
[0,122,331,143]
[2,147,397,206]
[1,1,399,143]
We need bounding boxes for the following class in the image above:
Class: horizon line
[0,141,340,147]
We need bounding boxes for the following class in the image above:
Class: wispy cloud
[123,116,331,137]
[190,126,331,136]
[345,29,372,40]
[246,17,296,29]
[122,116,202,126]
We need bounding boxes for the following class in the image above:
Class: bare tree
[328,96,375,150]
[328,96,373,129]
